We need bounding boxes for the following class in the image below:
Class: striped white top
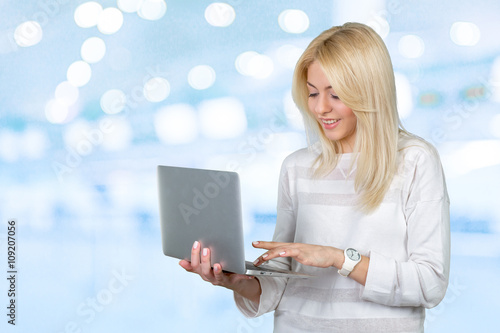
[235,135,450,333]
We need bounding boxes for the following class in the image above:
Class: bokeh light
[450,21,481,46]
[55,81,79,106]
[106,169,136,209]
[235,51,274,79]
[98,7,124,34]
[205,3,236,27]
[188,65,216,90]
[154,104,199,145]
[366,17,390,39]
[0,130,19,162]
[283,90,304,130]
[101,117,132,151]
[81,37,106,63]
[74,2,103,28]
[67,61,92,87]
[138,0,167,21]
[14,21,43,47]
[100,89,127,114]
[398,34,425,59]
[61,117,129,153]
[276,44,304,69]
[144,77,170,102]
[45,99,69,124]
[22,127,49,160]
[117,0,142,13]
[394,72,413,118]
[63,120,94,155]
[198,97,247,139]
[278,9,309,34]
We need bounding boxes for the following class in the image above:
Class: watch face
[346,248,360,261]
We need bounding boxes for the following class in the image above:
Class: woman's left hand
[252,241,343,269]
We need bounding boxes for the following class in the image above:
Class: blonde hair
[292,22,407,213]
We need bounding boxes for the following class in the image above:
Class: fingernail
[203,248,208,256]
[252,258,259,265]
[279,251,286,256]
[262,253,269,259]
[214,265,219,273]
[252,241,259,246]
[193,241,199,249]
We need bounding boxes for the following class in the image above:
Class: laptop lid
[158,165,247,274]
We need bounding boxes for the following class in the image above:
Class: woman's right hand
[179,241,256,292]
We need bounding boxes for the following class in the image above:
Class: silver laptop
[158,165,311,278]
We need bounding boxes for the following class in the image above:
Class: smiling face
[306,61,357,153]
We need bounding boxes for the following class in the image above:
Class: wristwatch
[338,248,361,277]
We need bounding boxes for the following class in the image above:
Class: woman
[180,22,450,332]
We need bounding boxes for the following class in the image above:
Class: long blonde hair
[292,22,406,213]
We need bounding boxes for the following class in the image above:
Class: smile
[321,119,339,124]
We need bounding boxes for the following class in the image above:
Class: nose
[314,94,331,115]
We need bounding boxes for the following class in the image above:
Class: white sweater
[235,135,450,333]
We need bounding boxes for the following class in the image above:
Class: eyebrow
[306,82,333,90]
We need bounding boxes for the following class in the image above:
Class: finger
[200,247,213,278]
[277,249,293,258]
[252,241,287,249]
[213,263,225,284]
[275,247,302,260]
[179,259,193,272]
[190,241,201,270]
[275,247,308,266]
[254,245,298,266]
[252,252,272,266]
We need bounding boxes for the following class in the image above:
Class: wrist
[234,278,261,303]
[229,278,245,293]
[330,247,344,270]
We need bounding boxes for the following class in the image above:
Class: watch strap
[338,248,360,277]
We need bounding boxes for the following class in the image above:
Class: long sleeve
[235,157,297,317]
[234,141,448,331]
[361,144,451,308]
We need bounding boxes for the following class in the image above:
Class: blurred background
[0,0,499,332]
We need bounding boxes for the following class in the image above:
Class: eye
[331,94,340,100]
[308,92,318,98]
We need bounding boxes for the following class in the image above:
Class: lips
[319,118,340,130]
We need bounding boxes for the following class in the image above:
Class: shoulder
[398,132,441,167]
[277,146,319,184]
[281,145,319,168]
[397,132,447,194]
[397,133,449,204]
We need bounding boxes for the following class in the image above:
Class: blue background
[1,0,499,332]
